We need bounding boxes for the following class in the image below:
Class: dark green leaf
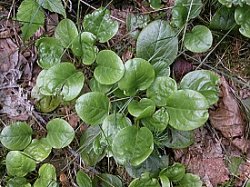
[235,5,250,38]
[76,171,92,187]
[95,173,123,187]
[37,0,66,17]
[35,95,61,113]
[149,0,162,9]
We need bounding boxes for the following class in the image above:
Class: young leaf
[24,138,52,162]
[36,0,66,18]
[34,163,58,187]
[75,92,110,125]
[128,98,156,119]
[128,173,160,187]
[83,8,119,43]
[16,0,45,40]
[79,126,106,166]
[39,62,84,101]
[146,76,177,106]
[136,20,178,75]
[6,177,31,187]
[149,0,162,9]
[180,70,220,105]
[94,50,125,85]
[235,5,250,38]
[55,18,78,48]
[112,126,154,166]
[6,151,36,177]
[46,118,75,149]
[89,78,113,93]
[94,173,123,187]
[141,107,169,133]
[184,25,213,53]
[36,37,64,69]
[176,173,202,187]
[0,122,32,150]
[76,171,92,187]
[166,90,209,131]
[159,174,170,187]
[118,58,155,96]
[160,163,185,183]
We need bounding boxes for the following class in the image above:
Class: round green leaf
[46,118,75,149]
[35,95,61,113]
[6,177,31,187]
[6,151,36,177]
[54,18,78,48]
[180,70,220,105]
[89,78,113,93]
[129,174,160,187]
[210,7,235,30]
[146,76,177,106]
[0,122,32,150]
[76,171,92,187]
[150,0,162,9]
[36,37,64,69]
[94,50,125,85]
[75,92,110,125]
[112,126,154,166]
[160,163,185,183]
[94,173,123,187]
[177,173,202,187]
[184,25,213,53]
[128,98,156,119]
[118,58,155,96]
[160,175,170,187]
[166,90,209,131]
[141,108,169,133]
[83,8,119,43]
[39,62,84,101]
[235,6,250,38]
[24,138,52,162]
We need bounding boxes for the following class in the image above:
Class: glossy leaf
[75,92,110,125]
[39,63,84,101]
[129,173,160,187]
[235,6,250,38]
[36,37,64,69]
[89,78,113,93]
[76,171,92,187]
[166,90,209,131]
[71,32,98,65]
[94,50,125,85]
[34,163,58,187]
[149,0,162,9]
[94,173,123,187]
[24,138,52,162]
[0,122,32,150]
[118,58,155,96]
[160,163,185,183]
[176,173,202,187]
[6,177,31,187]
[128,98,156,119]
[210,6,235,30]
[80,126,106,166]
[112,126,154,166]
[16,0,45,40]
[35,95,61,113]
[146,76,177,106]
[159,174,170,187]
[171,6,187,28]
[141,108,169,133]
[136,20,178,74]
[46,118,75,148]
[6,151,36,177]
[180,70,220,105]
[55,18,78,48]
[83,8,119,43]
[37,0,66,17]
[184,25,213,53]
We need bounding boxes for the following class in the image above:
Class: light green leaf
[80,126,106,166]
[39,63,84,101]
[16,0,45,40]
[141,108,169,133]
[46,118,75,149]
[83,8,119,43]
[24,138,52,162]
[94,173,123,187]
[34,163,58,187]
[36,37,64,69]
[37,0,66,17]
[0,122,32,150]
[6,177,31,187]
[176,173,202,187]
[184,25,213,53]
[112,126,154,166]
[159,174,170,187]
[55,18,78,48]
[129,173,160,187]
[235,5,250,38]
[76,171,92,187]
[160,163,185,183]
[128,98,156,119]
[146,76,177,106]
[35,95,61,113]
[75,92,110,125]
[166,90,209,131]
[89,78,113,93]
[210,6,235,30]
[136,20,178,75]
[118,58,155,96]
[149,0,162,9]
[6,151,36,177]
[94,50,125,85]
[180,70,220,105]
